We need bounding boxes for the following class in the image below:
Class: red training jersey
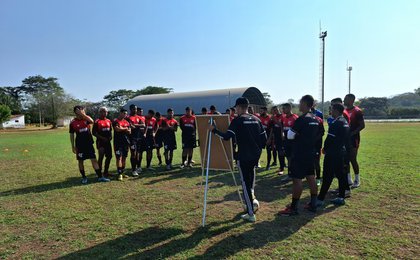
[346,106,364,133]
[281,113,299,132]
[93,118,112,139]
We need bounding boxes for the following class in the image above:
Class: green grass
[0,123,419,259]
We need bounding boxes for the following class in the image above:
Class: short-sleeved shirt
[145,117,157,136]
[180,115,196,137]
[324,116,350,156]
[69,118,94,148]
[228,114,266,161]
[93,118,112,140]
[127,114,145,139]
[291,112,320,161]
[162,118,178,142]
[346,106,364,139]
[258,114,272,135]
[229,115,236,122]
[112,118,131,146]
[281,113,299,135]
[269,114,284,142]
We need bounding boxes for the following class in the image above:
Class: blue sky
[0,0,419,104]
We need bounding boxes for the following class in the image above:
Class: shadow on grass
[59,204,339,259]
[0,176,102,197]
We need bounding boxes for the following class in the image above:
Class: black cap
[235,97,249,106]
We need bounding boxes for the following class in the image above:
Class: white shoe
[136,168,142,174]
[345,189,351,198]
[351,180,360,189]
[240,213,256,222]
[132,171,139,177]
[81,177,88,184]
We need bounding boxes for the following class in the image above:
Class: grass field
[0,123,419,259]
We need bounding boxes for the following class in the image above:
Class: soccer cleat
[331,197,345,206]
[330,188,339,195]
[316,178,322,186]
[132,171,139,177]
[303,203,317,213]
[81,177,88,184]
[166,164,171,171]
[351,180,360,189]
[180,164,185,169]
[279,206,298,216]
[271,162,277,166]
[123,174,129,178]
[118,174,123,181]
[345,189,351,198]
[98,177,110,182]
[158,162,162,167]
[240,213,256,222]
[277,170,284,176]
[187,163,193,168]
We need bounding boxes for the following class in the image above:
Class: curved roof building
[124,87,266,115]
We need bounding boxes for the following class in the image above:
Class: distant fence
[365,118,420,123]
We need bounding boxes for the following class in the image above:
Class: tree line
[0,75,172,127]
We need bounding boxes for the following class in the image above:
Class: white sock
[355,174,360,183]
[347,173,353,184]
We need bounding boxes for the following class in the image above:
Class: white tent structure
[124,87,266,115]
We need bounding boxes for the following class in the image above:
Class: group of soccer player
[210,93,364,222]
[69,92,365,223]
[69,105,198,183]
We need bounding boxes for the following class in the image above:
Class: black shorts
[96,140,112,158]
[76,145,96,161]
[145,135,155,151]
[114,143,129,159]
[182,135,196,149]
[155,135,164,148]
[164,140,177,151]
[289,159,315,179]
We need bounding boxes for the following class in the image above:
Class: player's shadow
[59,200,340,259]
[0,176,98,197]
[58,219,243,259]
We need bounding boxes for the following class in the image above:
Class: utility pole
[347,62,352,94]
[319,30,327,116]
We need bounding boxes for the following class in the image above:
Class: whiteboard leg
[202,118,213,227]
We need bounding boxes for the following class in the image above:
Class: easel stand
[201,118,243,227]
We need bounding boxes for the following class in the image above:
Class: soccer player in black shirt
[279,95,320,215]
[70,106,106,184]
[180,107,197,168]
[317,103,351,206]
[210,97,267,222]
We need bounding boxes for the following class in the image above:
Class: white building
[2,115,25,129]
[57,116,74,127]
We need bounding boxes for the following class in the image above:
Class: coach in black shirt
[317,103,351,206]
[279,95,320,216]
[210,97,267,222]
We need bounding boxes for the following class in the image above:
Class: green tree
[0,86,25,113]
[415,87,420,96]
[262,92,273,106]
[0,104,12,128]
[359,97,389,117]
[135,86,173,96]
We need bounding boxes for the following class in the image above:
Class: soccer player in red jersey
[144,110,158,170]
[126,105,144,176]
[162,108,178,170]
[281,103,299,178]
[113,108,131,181]
[209,105,222,115]
[92,107,112,179]
[344,94,365,188]
[70,106,106,184]
[311,107,325,186]
[180,107,197,168]
[268,106,286,175]
[259,107,275,170]
[248,106,260,117]
[154,112,166,167]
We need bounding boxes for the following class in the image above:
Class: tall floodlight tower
[347,62,353,94]
[319,30,327,116]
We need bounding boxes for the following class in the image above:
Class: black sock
[147,159,151,168]
[117,167,122,175]
[80,170,86,178]
[130,158,137,171]
[137,158,141,169]
[311,194,317,208]
[95,169,102,178]
[182,155,187,165]
[291,198,299,210]
[158,155,162,164]
[187,155,192,164]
